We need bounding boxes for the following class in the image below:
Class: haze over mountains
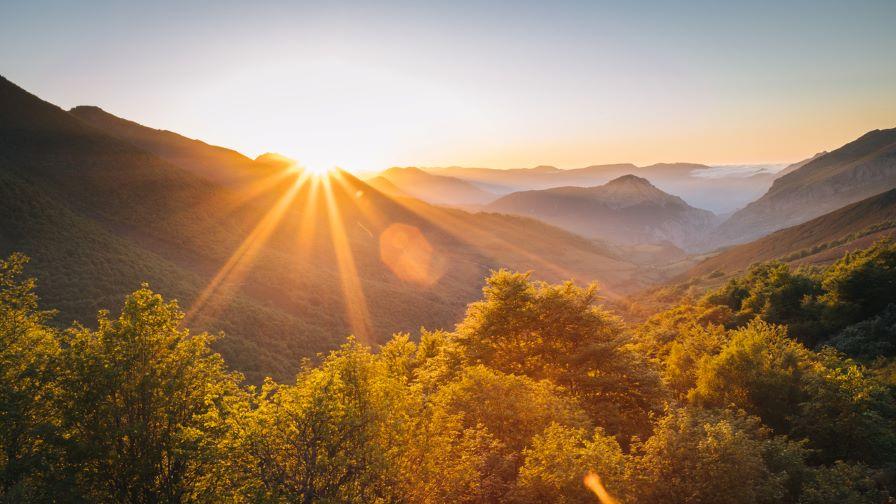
[714,128,896,246]
[369,166,495,206]
[418,162,782,213]
[486,175,718,251]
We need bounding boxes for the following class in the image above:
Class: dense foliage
[1,242,895,502]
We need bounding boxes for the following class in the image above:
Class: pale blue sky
[2,0,894,172]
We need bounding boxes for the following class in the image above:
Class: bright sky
[2,0,895,173]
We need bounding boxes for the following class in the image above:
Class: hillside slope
[68,105,272,185]
[714,128,896,246]
[687,189,896,278]
[373,167,497,205]
[486,175,717,250]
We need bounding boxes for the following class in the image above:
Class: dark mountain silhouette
[0,75,642,381]
[714,128,896,246]
[687,189,896,279]
[68,105,273,185]
[486,174,718,250]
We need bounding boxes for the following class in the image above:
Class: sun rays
[320,174,373,340]
[185,161,598,347]
[185,164,378,343]
[185,168,312,324]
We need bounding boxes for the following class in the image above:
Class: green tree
[512,423,628,504]
[821,240,896,326]
[430,365,591,500]
[632,407,808,504]
[825,304,896,359]
[798,462,890,504]
[690,321,808,432]
[224,341,401,503]
[0,254,60,501]
[792,349,896,466]
[55,285,242,503]
[455,270,663,438]
[691,321,896,467]
[704,262,822,342]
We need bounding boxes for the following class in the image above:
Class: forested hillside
[2,238,894,502]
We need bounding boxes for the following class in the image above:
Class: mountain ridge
[686,188,896,279]
[713,127,896,246]
[486,174,717,250]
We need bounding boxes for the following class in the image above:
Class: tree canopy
[1,242,895,502]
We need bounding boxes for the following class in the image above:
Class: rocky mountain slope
[713,128,896,246]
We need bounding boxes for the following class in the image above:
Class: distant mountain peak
[605,174,653,187]
[69,105,105,114]
[384,166,425,175]
[487,173,716,250]
[531,165,559,172]
[254,152,296,169]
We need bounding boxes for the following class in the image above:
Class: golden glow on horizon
[300,163,338,177]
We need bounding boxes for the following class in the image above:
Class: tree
[825,304,896,359]
[454,270,663,438]
[54,285,242,503]
[691,321,896,467]
[704,262,822,343]
[690,321,808,432]
[821,240,896,327]
[792,348,896,466]
[632,407,808,504]
[224,341,403,503]
[512,423,628,504]
[0,254,60,501]
[798,462,890,504]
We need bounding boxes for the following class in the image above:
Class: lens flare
[584,471,620,504]
[379,223,444,286]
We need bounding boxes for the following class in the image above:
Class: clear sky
[2,0,895,173]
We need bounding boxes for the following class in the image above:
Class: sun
[304,164,336,176]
